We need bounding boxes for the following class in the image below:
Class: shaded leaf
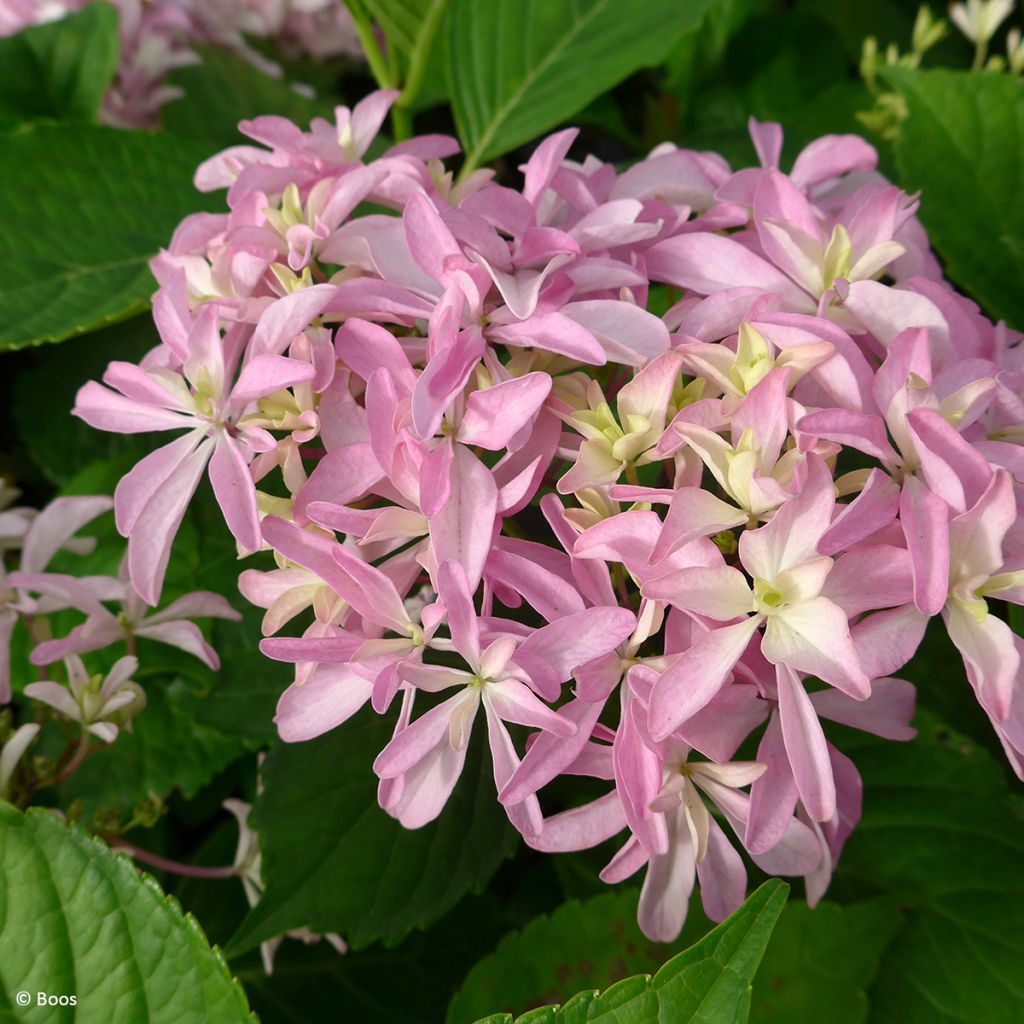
[835,714,1024,1023]
[883,67,1024,329]
[227,713,518,954]
[750,899,903,1023]
[163,47,336,155]
[0,124,213,350]
[464,879,788,1024]
[448,0,713,169]
[0,4,119,124]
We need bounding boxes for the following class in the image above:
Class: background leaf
[750,900,902,1023]
[834,713,1024,1023]
[11,317,157,485]
[882,67,1024,329]
[447,889,688,1023]
[163,48,336,155]
[467,879,787,1024]
[0,803,254,1023]
[447,0,713,169]
[0,124,214,351]
[0,4,119,125]
[227,713,518,954]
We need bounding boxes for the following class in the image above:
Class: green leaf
[447,888,691,1023]
[0,124,214,351]
[58,677,255,825]
[882,67,1024,329]
[448,0,713,170]
[358,0,448,57]
[0,802,254,1023]
[226,712,518,955]
[750,900,903,1023]
[0,4,119,124]
[463,880,787,1024]
[835,714,1024,1022]
[162,47,336,155]
[12,316,158,485]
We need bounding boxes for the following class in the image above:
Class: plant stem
[104,837,240,879]
[349,4,396,89]
[972,38,988,71]
[51,733,90,787]
[390,0,449,141]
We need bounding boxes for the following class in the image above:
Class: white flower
[24,655,145,743]
[950,0,1015,45]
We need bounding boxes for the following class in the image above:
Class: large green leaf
[449,889,902,1024]
[447,0,713,170]
[163,47,336,155]
[0,124,213,351]
[227,712,518,954]
[0,803,254,1023]
[835,714,1024,1022]
[447,889,687,1023]
[0,4,119,125]
[466,880,787,1024]
[882,67,1024,329]
[750,900,902,1023]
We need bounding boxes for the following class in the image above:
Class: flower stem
[51,733,90,787]
[104,837,240,879]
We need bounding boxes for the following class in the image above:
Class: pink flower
[73,305,322,603]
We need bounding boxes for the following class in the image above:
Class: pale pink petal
[944,604,1019,721]
[430,445,497,593]
[134,620,220,668]
[763,598,870,698]
[697,817,747,922]
[437,559,481,667]
[73,381,196,434]
[637,813,696,942]
[129,437,214,605]
[275,665,374,741]
[899,475,950,616]
[458,373,552,450]
[643,566,753,621]
[651,488,747,564]
[20,496,112,575]
[484,705,544,837]
[230,354,316,408]
[374,689,477,779]
[777,666,835,821]
[209,434,261,553]
[114,430,207,536]
[499,698,607,806]
[648,617,761,740]
[645,234,815,310]
[561,300,670,366]
[250,284,336,356]
[528,790,626,852]
[486,678,575,737]
[811,676,916,740]
[746,713,799,854]
[517,607,636,682]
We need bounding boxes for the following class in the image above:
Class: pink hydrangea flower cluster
[0,0,361,128]
[75,91,1024,941]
